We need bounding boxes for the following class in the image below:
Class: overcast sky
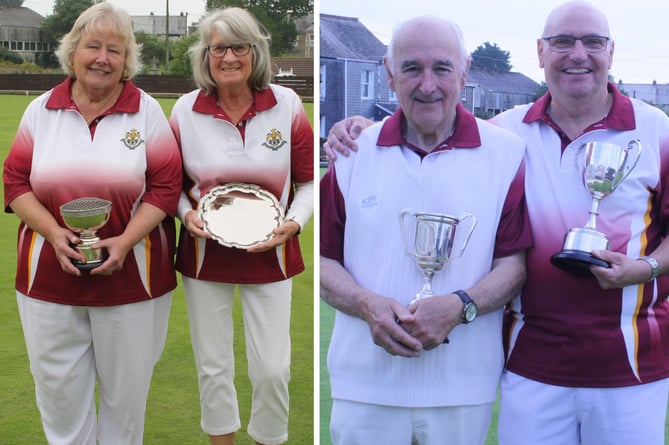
[20,0,669,84]
[22,0,208,25]
[320,0,669,84]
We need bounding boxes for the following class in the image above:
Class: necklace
[74,84,122,124]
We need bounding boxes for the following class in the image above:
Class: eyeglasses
[541,35,610,53]
[206,43,254,58]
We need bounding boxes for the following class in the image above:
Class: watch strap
[638,256,659,281]
[453,290,476,323]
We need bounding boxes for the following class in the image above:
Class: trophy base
[71,260,103,272]
[550,250,610,276]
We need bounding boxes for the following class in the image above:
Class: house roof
[618,81,669,106]
[131,14,188,36]
[467,68,540,95]
[320,14,386,61]
[0,6,44,27]
[272,57,313,77]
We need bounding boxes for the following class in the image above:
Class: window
[361,70,373,99]
[320,64,326,99]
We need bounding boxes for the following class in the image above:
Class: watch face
[465,304,478,322]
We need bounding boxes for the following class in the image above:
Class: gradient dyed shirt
[170,85,314,283]
[493,83,669,387]
[3,78,182,306]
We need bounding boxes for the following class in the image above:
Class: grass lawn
[0,94,315,444]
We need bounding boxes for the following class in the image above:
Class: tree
[167,33,198,75]
[471,41,512,72]
[0,0,24,7]
[40,0,96,67]
[535,81,548,100]
[135,31,167,73]
[206,0,312,56]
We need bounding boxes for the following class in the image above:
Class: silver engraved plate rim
[198,183,284,249]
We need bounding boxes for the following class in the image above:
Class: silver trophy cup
[60,197,112,271]
[551,140,641,275]
[400,210,477,304]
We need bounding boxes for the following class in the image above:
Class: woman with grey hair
[170,7,313,445]
[3,3,182,444]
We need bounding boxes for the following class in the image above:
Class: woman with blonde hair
[3,3,182,444]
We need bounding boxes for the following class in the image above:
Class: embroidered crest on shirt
[121,129,144,150]
[262,128,287,151]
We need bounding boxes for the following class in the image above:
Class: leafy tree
[135,31,166,72]
[40,0,96,67]
[471,41,512,72]
[167,33,198,75]
[206,0,312,56]
[0,0,24,7]
[535,81,548,100]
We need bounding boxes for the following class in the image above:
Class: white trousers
[183,277,292,445]
[330,399,493,445]
[17,291,172,445]
[498,370,669,445]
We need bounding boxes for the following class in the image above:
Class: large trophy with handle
[400,210,477,304]
[551,140,641,275]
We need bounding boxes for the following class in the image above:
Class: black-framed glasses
[541,35,610,53]
[206,43,254,58]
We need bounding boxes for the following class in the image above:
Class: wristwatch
[638,256,660,281]
[453,290,478,324]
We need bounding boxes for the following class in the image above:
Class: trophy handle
[450,213,477,260]
[620,139,642,182]
[399,209,413,256]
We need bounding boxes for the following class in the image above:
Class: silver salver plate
[198,183,284,249]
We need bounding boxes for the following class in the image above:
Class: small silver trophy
[60,197,112,271]
[551,140,641,275]
[400,210,477,304]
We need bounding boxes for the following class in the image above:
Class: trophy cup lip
[60,197,112,218]
[413,212,459,223]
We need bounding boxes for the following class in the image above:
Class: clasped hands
[363,292,463,358]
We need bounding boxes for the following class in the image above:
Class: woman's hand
[247,219,301,253]
[50,227,87,276]
[183,209,211,239]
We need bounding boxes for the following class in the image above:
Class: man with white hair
[320,15,531,444]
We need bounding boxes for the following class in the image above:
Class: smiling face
[385,18,468,147]
[538,1,614,102]
[71,30,126,95]
[207,28,254,91]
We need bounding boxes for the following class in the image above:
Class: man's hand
[403,294,463,350]
[360,293,423,357]
[323,116,373,162]
[591,249,655,288]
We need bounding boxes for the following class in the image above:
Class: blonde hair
[189,7,272,95]
[55,2,142,80]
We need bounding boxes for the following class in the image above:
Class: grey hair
[55,2,142,80]
[189,7,272,95]
[386,16,470,75]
